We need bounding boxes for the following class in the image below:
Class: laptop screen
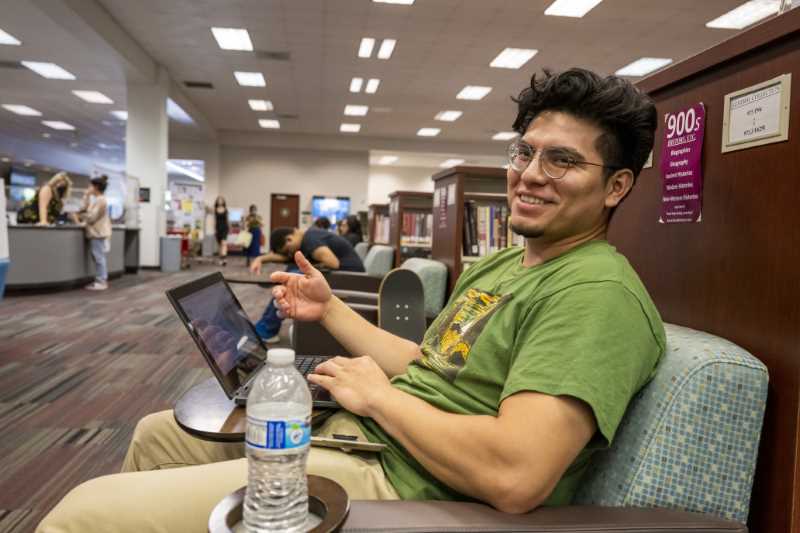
[177,280,266,377]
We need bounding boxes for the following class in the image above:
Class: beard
[510,222,544,239]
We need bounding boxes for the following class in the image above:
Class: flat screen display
[311,196,350,226]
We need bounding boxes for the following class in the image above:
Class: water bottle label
[246,418,310,451]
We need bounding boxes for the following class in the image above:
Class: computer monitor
[311,196,350,226]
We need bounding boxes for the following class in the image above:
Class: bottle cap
[267,348,295,365]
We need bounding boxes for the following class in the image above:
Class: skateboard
[378,269,426,344]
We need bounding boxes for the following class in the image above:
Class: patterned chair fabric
[363,245,394,277]
[400,258,448,318]
[354,242,369,261]
[574,323,768,524]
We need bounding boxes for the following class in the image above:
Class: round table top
[174,378,245,442]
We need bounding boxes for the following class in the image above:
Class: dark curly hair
[512,68,657,181]
[270,227,294,254]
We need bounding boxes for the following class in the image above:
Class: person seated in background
[37,69,665,532]
[249,225,365,342]
[76,175,112,291]
[339,214,363,247]
[313,216,331,230]
[16,171,73,225]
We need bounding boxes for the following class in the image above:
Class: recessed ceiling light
[457,86,492,100]
[211,27,253,51]
[492,131,517,141]
[440,158,465,168]
[258,119,280,129]
[1,157,11,163]
[377,39,396,59]
[350,77,364,93]
[417,128,441,137]
[42,120,75,131]
[706,0,781,29]
[358,38,375,58]
[167,98,194,124]
[0,28,21,46]
[234,71,266,87]
[490,48,538,69]
[365,78,381,94]
[42,133,51,138]
[73,90,114,104]
[21,61,76,80]
[373,0,414,4]
[2,104,42,116]
[344,105,369,116]
[248,99,274,111]
[340,123,361,133]
[377,155,399,165]
[545,0,603,17]
[70,142,78,148]
[111,110,128,120]
[615,57,673,77]
[435,110,462,122]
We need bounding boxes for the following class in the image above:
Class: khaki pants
[37,410,398,533]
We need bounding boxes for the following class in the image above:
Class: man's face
[282,228,303,255]
[507,111,613,244]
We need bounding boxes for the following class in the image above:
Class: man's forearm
[321,296,420,377]
[257,252,288,263]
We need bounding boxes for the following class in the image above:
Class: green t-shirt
[357,240,665,505]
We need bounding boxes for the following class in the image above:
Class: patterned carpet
[0,263,277,532]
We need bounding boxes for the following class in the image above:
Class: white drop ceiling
[0,0,778,171]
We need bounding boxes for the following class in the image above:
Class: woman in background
[214,196,229,266]
[340,214,363,247]
[78,175,112,291]
[244,204,263,266]
[17,171,73,225]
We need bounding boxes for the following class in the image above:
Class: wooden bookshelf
[367,204,389,245]
[431,166,508,293]
[388,190,434,266]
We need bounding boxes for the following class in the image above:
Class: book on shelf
[462,201,524,257]
[400,212,433,247]
[373,214,391,244]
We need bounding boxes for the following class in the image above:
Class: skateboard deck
[378,269,426,344]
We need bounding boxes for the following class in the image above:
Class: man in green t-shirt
[38,68,664,532]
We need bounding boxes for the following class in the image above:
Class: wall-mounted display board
[721,73,791,153]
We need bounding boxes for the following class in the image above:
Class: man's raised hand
[269,251,332,322]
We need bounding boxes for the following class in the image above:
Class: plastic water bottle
[244,348,312,533]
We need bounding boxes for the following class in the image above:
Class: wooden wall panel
[610,12,800,533]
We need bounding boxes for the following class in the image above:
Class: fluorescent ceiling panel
[615,57,673,77]
[110,110,128,120]
[377,155,398,164]
[211,27,253,51]
[248,99,274,111]
[234,71,266,87]
[457,86,492,100]
[358,38,375,58]
[340,123,361,133]
[435,110,462,122]
[42,120,75,130]
[490,48,538,69]
[350,77,364,92]
[365,78,381,94]
[417,128,441,137]
[72,90,113,104]
[545,0,603,17]
[706,0,781,29]
[344,105,369,116]
[259,119,280,129]
[492,131,517,141]
[21,61,76,80]
[0,28,21,46]
[167,160,205,182]
[440,158,465,168]
[377,39,396,59]
[2,104,41,116]
[373,0,414,4]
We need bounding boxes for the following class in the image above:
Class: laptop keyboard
[297,356,330,399]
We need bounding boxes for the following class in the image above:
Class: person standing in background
[213,196,229,266]
[17,171,73,225]
[244,204,263,266]
[78,175,112,291]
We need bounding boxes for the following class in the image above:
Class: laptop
[166,272,338,408]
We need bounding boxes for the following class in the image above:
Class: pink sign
[659,103,705,223]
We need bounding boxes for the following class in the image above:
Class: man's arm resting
[256,252,289,263]
[321,296,420,377]
[367,389,596,513]
[311,246,340,270]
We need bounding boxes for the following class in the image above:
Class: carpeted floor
[0,261,282,532]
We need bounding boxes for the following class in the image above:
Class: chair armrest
[325,271,382,292]
[333,290,379,305]
[341,502,747,533]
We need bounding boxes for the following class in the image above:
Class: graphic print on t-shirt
[418,288,510,381]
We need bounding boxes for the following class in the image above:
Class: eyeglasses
[506,141,620,179]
